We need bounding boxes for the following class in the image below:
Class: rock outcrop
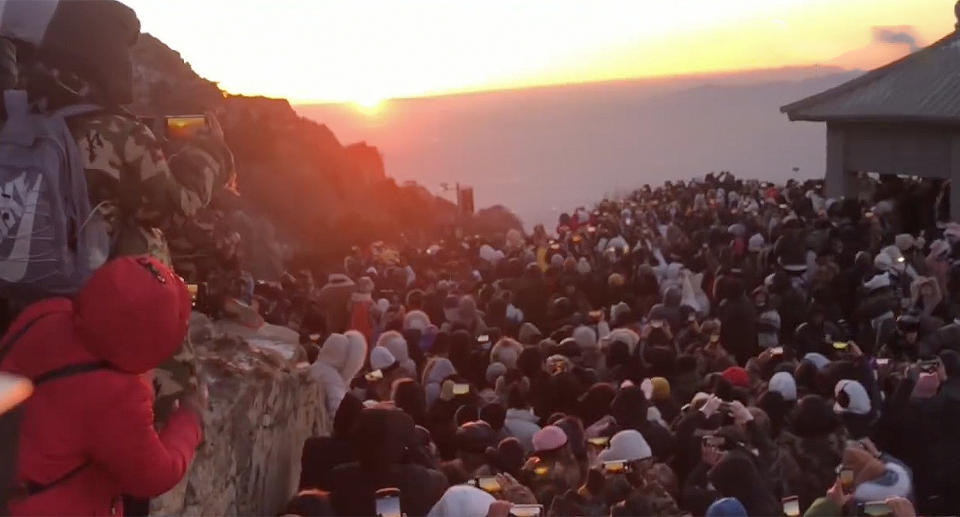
[150,316,328,516]
[130,33,459,272]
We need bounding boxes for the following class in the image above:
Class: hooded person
[716,278,758,365]
[299,393,363,490]
[774,395,847,511]
[377,330,418,378]
[708,451,780,517]
[604,327,641,356]
[752,286,781,349]
[648,286,684,333]
[348,276,375,342]
[925,239,951,296]
[503,381,541,453]
[328,409,448,516]
[610,385,676,461]
[518,323,543,345]
[392,378,428,426]
[317,273,357,334]
[425,485,495,517]
[490,337,524,370]
[404,310,432,333]
[577,257,592,275]
[0,257,202,516]
[768,371,798,403]
[572,325,605,370]
[368,346,402,401]
[910,276,949,321]
[422,357,457,408]
[440,421,498,485]
[311,331,369,418]
[456,296,488,336]
[833,379,875,439]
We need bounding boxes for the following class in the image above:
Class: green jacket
[803,497,842,517]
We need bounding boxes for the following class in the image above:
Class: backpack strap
[53,103,102,120]
[0,312,54,365]
[1,331,108,501]
[32,361,109,386]
[9,358,109,501]
[17,461,92,498]
[0,89,34,146]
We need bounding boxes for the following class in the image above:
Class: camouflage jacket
[70,113,213,265]
[69,112,226,423]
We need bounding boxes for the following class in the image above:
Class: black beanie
[789,395,840,438]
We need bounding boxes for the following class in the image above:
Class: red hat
[722,366,750,388]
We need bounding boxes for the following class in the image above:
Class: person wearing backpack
[0,255,203,516]
[0,3,231,513]
[0,0,234,412]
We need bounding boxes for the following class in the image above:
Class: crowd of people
[275,172,960,517]
[0,2,957,516]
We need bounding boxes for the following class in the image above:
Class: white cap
[834,379,871,415]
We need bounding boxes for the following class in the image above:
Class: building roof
[782,29,960,124]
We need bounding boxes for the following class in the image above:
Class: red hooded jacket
[0,256,202,516]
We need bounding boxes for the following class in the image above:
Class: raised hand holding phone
[728,400,754,426]
[700,394,723,418]
[825,479,852,510]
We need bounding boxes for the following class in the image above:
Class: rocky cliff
[150,315,330,516]
[131,33,459,275]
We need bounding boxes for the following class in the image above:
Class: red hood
[74,256,191,374]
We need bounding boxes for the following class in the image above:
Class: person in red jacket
[0,256,203,516]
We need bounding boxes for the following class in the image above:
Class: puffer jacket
[0,257,202,516]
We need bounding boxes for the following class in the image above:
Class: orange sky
[124,0,956,105]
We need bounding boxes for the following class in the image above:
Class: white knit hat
[597,430,652,462]
[802,352,831,371]
[577,257,592,275]
[404,310,431,332]
[370,346,397,371]
[573,325,598,350]
[768,371,797,401]
[873,252,893,272]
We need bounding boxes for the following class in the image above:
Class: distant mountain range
[296,66,862,229]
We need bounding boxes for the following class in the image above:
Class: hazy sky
[124,0,955,104]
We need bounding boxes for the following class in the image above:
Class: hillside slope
[130,33,459,275]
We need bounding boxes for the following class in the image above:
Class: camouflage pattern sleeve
[122,120,206,223]
[72,114,207,265]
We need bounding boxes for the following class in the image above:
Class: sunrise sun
[352,96,386,115]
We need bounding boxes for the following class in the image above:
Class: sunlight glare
[352,97,386,115]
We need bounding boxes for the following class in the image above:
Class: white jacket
[310,331,367,416]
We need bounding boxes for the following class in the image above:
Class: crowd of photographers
[266,172,960,517]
